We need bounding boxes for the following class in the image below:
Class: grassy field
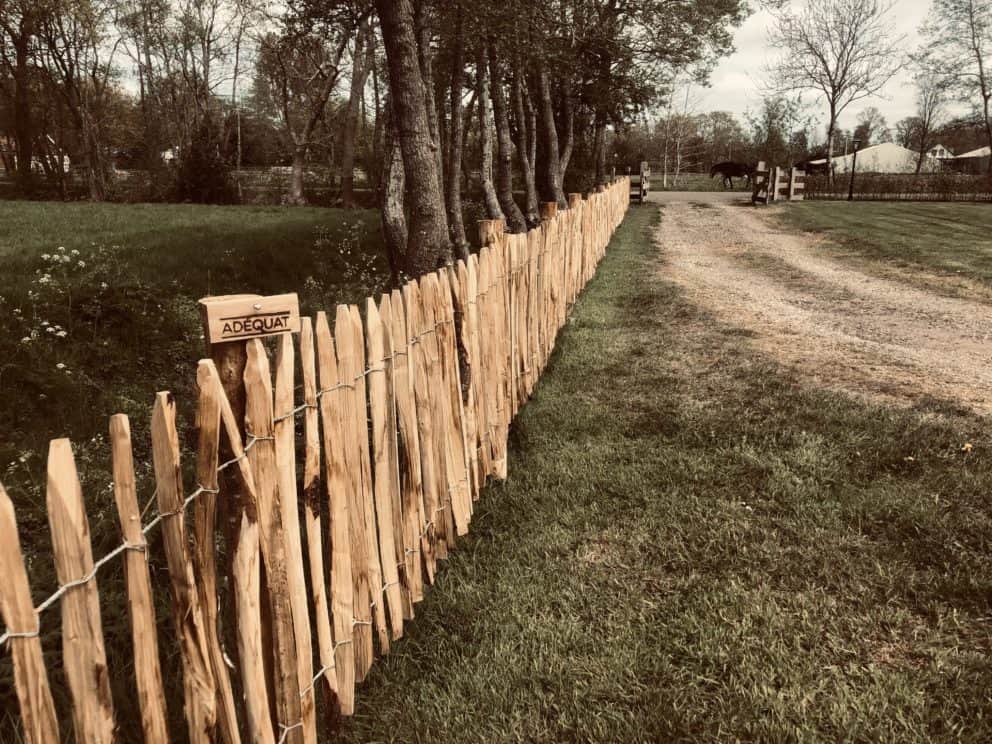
[654,172,751,192]
[775,202,992,285]
[336,205,991,742]
[0,201,388,564]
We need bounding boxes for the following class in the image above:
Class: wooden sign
[199,293,300,344]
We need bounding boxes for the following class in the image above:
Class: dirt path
[657,200,992,413]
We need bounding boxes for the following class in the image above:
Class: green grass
[774,202,992,285]
[337,205,992,742]
[0,200,388,585]
[655,173,751,192]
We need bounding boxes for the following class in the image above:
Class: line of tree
[765,0,992,177]
[2,0,750,270]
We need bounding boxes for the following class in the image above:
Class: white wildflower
[71,249,80,256]
[77,260,85,268]
[56,362,66,370]
[100,282,109,290]
[20,336,31,344]
[46,326,56,334]
[57,246,65,252]
[56,330,67,338]
[41,253,50,260]
[41,320,50,326]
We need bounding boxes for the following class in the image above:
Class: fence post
[47,439,117,744]
[0,481,60,744]
[110,415,170,744]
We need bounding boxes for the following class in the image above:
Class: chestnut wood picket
[0,179,629,743]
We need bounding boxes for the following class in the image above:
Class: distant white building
[808,142,938,173]
[929,143,953,160]
[955,145,991,159]
[949,145,991,174]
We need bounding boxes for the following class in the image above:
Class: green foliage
[174,119,236,204]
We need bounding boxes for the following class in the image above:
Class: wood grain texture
[110,415,169,744]
[0,480,60,744]
[315,311,356,715]
[150,394,217,743]
[349,304,390,655]
[46,438,116,744]
[366,298,406,639]
[378,294,415,620]
[404,279,441,577]
[244,340,303,743]
[389,288,427,603]
[299,317,341,714]
[333,304,376,678]
[199,360,273,744]
[274,333,318,744]
[191,371,241,744]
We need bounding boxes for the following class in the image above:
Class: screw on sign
[199,293,302,344]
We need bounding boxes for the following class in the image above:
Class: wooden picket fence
[752,161,806,204]
[0,178,630,744]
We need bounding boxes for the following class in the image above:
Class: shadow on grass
[338,205,992,743]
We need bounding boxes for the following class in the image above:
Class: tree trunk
[444,7,468,254]
[341,23,373,207]
[558,80,575,189]
[593,115,607,185]
[381,108,408,285]
[916,122,929,175]
[488,43,526,233]
[85,139,107,201]
[13,33,34,194]
[377,0,451,275]
[983,93,992,175]
[535,64,566,208]
[370,46,385,202]
[510,61,540,227]
[288,146,307,205]
[477,44,504,223]
[414,0,445,193]
[826,105,837,188]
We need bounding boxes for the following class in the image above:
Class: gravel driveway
[657,200,992,413]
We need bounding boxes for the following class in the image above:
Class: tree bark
[510,60,540,227]
[13,29,34,194]
[488,42,526,233]
[477,44,504,223]
[535,63,566,208]
[381,107,408,285]
[414,0,445,192]
[557,80,575,188]
[289,146,306,205]
[444,6,468,255]
[377,0,451,275]
[341,23,373,207]
[826,103,837,187]
[593,114,607,185]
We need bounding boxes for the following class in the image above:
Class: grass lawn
[775,202,992,285]
[0,200,387,552]
[655,173,751,192]
[338,205,992,742]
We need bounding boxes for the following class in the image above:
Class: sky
[695,0,940,135]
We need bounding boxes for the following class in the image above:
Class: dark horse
[710,161,754,189]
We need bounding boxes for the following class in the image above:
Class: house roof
[955,146,991,159]
[807,142,928,169]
